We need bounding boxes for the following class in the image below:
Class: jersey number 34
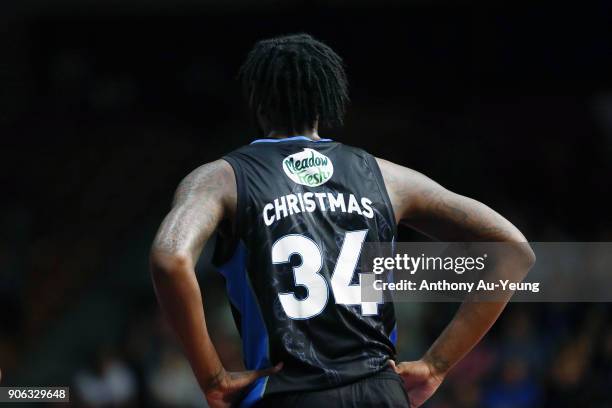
[271,230,378,319]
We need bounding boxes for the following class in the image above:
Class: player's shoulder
[174,160,235,204]
[181,160,234,186]
[374,157,424,181]
[173,159,237,220]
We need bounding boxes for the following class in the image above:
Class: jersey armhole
[212,156,245,266]
[365,154,398,237]
[221,155,247,239]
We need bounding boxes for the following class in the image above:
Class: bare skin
[150,160,282,408]
[150,133,535,408]
[377,159,535,407]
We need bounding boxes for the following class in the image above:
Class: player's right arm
[150,160,281,408]
[377,158,536,407]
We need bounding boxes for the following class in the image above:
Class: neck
[266,129,320,140]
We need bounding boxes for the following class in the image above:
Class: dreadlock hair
[238,33,349,134]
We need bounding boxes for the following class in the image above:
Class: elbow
[504,227,536,272]
[512,234,536,270]
[150,247,193,280]
[492,238,535,281]
[524,245,536,269]
[510,241,536,280]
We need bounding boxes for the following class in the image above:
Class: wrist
[422,352,450,380]
[201,367,228,394]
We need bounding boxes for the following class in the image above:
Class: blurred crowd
[63,296,612,408]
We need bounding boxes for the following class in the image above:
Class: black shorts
[253,368,411,408]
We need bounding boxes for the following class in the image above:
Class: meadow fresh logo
[282,148,334,187]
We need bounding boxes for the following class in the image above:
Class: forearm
[423,246,534,377]
[423,300,506,377]
[151,251,224,391]
[380,159,537,406]
[408,190,535,375]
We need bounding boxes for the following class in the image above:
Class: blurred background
[1,1,612,407]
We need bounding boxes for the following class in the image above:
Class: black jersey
[214,136,398,407]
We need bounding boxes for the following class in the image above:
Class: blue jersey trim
[240,377,269,408]
[390,325,398,346]
[217,241,271,407]
[250,135,333,144]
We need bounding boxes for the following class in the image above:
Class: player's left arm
[377,158,536,407]
[150,160,281,408]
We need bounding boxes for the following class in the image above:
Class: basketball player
[150,34,535,408]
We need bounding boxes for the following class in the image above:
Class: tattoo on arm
[153,159,236,259]
[424,351,451,378]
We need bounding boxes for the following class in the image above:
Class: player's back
[214,136,398,406]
